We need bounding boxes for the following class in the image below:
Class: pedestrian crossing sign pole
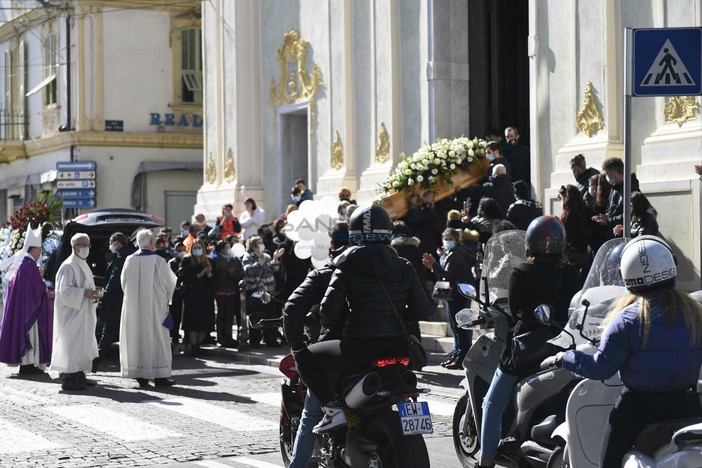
[623,27,702,231]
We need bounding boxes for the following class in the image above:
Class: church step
[420,335,456,354]
[419,321,453,338]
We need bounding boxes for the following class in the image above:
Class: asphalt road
[0,345,467,467]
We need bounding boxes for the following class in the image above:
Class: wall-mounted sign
[105,120,124,132]
[149,112,203,128]
[58,180,96,189]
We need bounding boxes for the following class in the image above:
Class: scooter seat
[633,417,702,456]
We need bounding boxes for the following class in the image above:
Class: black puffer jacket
[606,174,640,230]
[320,244,435,338]
[574,167,599,198]
[283,247,347,351]
[506,199,543,231]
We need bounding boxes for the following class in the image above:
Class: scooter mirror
[534,304,554,325]
[457,283,477,299]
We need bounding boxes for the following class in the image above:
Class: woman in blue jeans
[476,216,580,468]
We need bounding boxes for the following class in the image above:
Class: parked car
[44,208,164,289]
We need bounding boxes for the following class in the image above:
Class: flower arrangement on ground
[377,136,488,196]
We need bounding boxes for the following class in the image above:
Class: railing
[0,109,26,140]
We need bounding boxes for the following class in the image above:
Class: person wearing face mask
[49,233,100,391]
[421,229,473,370]
[0,227,53,376]
[242,236,284,348]
[177,241,215,356]
[179,220,191,240]
[168,242,187,351]
[290,186,302,206]
[210,240,244,348]
[93,232,136,372]
[194,213,212,237]
[483,142,513,180]
[569,154,600,200]
[592,157,640,239]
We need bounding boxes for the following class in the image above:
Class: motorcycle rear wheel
[364,410,429,468]
[280,411,298,467]
[453,393,480,467]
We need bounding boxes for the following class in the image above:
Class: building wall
[533,0,702,288]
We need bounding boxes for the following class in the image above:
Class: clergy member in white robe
[120,229,177,388]
[49,233,100,391]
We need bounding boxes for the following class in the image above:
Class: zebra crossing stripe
[229,457,284,468]
[0,419,64,454]
[48,404,180,441]
[148,397,277,431]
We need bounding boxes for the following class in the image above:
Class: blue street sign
[56,161,97,171]
[63,199,96,208]
[57,189,96,199]
[633,28,702,96]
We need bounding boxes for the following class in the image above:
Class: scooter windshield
[551,238,629,348]
[479,230,527,304]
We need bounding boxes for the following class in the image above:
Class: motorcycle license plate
[398,402,433,435]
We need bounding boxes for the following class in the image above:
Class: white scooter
[539,238,702,468]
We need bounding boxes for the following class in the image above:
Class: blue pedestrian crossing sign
[633,27,702,96]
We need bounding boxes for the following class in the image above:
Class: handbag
[432,280,453,301]
[378,280,428,370]
[509,270,563,370]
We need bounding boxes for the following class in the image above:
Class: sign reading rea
[149,112,203,128]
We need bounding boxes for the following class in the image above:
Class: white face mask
[176,251,185,259]
[109,244,119,254]
[77,247,90,259]
[258,244,265,253]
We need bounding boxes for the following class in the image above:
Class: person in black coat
[293,206,435,433]
[593,157,640,238]
[210,241,244,347]
[570,154,600,200]
[477,216,581,467]
[408,190,443,258]
[94,232,136,371]
[391,221,424,340]
[422,228,473,369]
[506,180,544,230]
[481,164,516,215]
[559,184,593,285]
[168,242,186,347]
[614,191,659,238]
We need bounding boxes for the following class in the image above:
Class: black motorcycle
[253,315,431,468]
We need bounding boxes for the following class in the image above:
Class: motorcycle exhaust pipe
[345,372,381,409]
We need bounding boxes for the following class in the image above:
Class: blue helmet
[525,215,566,256]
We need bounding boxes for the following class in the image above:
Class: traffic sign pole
[623,28,633,236]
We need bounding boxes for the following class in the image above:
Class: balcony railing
[0,109,26,141]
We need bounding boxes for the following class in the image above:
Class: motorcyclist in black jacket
[293,205,435,433]
[282,221,350,468]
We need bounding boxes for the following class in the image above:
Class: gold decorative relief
[664,96,700,127]
[375,122,390,163]
[205,153,217,184]
[331,131,344,170]
[224,148,236,183]
[576,81,605,137]
[269,30,325,140]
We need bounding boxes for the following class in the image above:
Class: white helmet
[620,235,677,292]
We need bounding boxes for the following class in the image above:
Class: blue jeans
[480,367,520,460]
[289,389,324,468]
[447,298,472,359]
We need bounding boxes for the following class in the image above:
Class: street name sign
[63,199,97,208]
[56,161,97,171]
[632,27,702,96]
[57,180,96,189]
[57,171,96,180]
[57,189,96,199]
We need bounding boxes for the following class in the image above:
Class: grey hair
[136,229,154,249]
[70,233,90,246]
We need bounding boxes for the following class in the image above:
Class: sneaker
[313,405,347,434]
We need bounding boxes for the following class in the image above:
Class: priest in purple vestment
[0,226,52,375]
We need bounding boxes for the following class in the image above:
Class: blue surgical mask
[192,248,203,256]
[443,240,455,251]
[258,244,266,253]
[292,196,300,203]
[606,175,616,185]
[486,153,495,162]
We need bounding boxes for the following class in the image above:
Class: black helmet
[525,215,566,256]
[349,205,393,244]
